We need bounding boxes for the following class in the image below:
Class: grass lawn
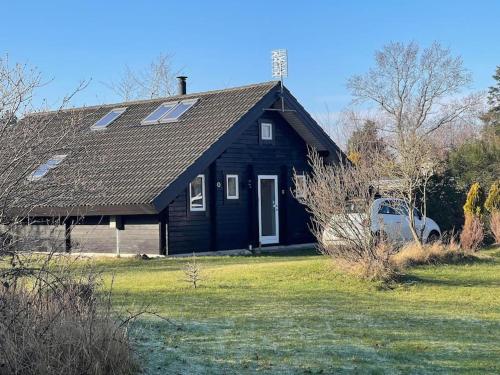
[92,247,500,374]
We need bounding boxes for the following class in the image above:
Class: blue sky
[1,0,499,118]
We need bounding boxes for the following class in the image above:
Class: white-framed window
[226,174,239,199]
[189,174,206,211]
[295,174,306,198]
[261,121,273,140]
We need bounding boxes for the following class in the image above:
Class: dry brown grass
[0,258,139,375]
[332,242,398,282]
[490,211,500,244]
[391,239,469,269]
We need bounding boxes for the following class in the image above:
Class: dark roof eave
[24,203,157,217]
[282,87,349,163]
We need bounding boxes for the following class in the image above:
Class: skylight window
[28,155,67,181]
[91,107,127,130]
[161,99,197,122]
[141,103,177,125]
[141,99,198,125]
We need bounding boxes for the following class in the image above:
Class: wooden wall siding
[166,111,314,254]
[71,225,116,253]
[117,223,159,254]
[71,215,159,254]
[214,111,314,250]
[167,167,212,254]
[12,224,66,252]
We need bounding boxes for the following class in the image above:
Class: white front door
[258,175,279,245]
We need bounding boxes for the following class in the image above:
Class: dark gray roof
[20,81,343,216]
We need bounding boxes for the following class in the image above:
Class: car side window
[378,204,397,215]
[395,204,409,216]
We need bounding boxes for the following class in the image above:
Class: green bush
[463,182,484,217]
[426,171,465,232]
[485,180,500,213]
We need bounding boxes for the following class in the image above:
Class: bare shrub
[460,214,484,252]
[489,211,500,244]
[0,255,139,375]
[183,253,202,288]
[0,56,140,374]
[392,237,468,269]
[334,242,397,281]
[294,149,398,281]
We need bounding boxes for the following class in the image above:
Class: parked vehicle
[322,198,441,246]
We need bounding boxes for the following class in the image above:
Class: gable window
[189,174,206,211]
[28,154,67,181]
[91,107,127,130]
[141,99,198,125]
[226,174,239,199]
[295,174,306,198]
[261,121,273,140]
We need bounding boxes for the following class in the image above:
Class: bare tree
[0,55,100,257]
[104,53,181,101]
[348,41,482,244]
[294,149,397,281]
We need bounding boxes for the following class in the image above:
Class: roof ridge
[29,81,281,116]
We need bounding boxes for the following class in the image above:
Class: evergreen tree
[347,120,389,164]
[448,67,500,189]
[488,66,500,114]
[463,182,484,217]
[485,180,500,213]
[482,65,500,134]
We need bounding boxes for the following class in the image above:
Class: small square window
[189,175,206,211]
[226,174,239,199]
[295,175,306,198]
[261,122,273,140]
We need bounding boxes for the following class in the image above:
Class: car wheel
[427,231,440,244]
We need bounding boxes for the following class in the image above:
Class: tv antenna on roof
[271,49,288,112]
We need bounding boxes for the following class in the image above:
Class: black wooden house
[25,80,344,255]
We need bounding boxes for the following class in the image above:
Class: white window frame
[91,107,127,130]
[261,121,273,140]
[141,99,198,125]
[226,174,239,200]
[295,174,306,198]
[189,174,206,211]
[161,98,198,123]
[141,102,178,125]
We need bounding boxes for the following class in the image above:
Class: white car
[322,198,441,245]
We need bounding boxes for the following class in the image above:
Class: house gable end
[151,87,346,213]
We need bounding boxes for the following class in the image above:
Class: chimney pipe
[177,76,187,95]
